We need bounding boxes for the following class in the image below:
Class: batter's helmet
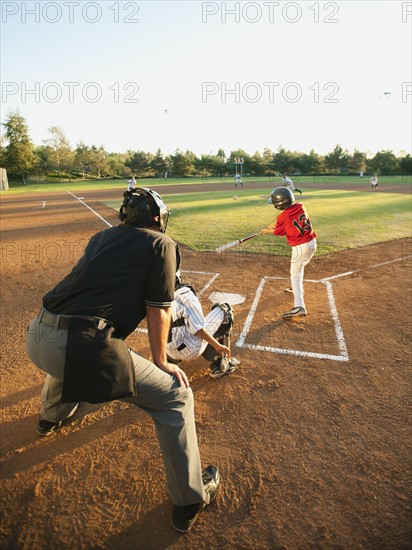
[269,187,295,210]
[119,187,170,232]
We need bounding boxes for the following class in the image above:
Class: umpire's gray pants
[26,317,207,507]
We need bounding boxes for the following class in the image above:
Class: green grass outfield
[3,176,411,256]
[2,174,411,194]
[104,187,412,256]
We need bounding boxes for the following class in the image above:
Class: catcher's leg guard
[204,304,240,378]
[211,302,234,337]
[202,344,216,362]
[201,303,234,362]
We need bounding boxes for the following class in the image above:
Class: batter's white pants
[290,238,317,309]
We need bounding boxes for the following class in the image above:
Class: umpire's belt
[38,308,110,331]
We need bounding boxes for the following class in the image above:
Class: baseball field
[1,177,411,549]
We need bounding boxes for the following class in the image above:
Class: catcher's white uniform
[167,286,225,362]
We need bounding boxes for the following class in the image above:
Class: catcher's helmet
[268,187,295,210]
[118,187,170,232]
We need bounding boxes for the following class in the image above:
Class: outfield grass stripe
[102,186,411,255]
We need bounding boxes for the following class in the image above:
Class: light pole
[221,153,226,181]
[234,157,244,187]
[163,109,170,178]
[235,157,244,177]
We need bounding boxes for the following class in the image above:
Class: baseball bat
[215,233,260,253]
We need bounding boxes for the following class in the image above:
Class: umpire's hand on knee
[158,362,189,388]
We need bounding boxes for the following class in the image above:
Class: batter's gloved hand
[261,222,276,234]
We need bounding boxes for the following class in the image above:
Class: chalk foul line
[67,190,113,228]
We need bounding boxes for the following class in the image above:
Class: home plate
[208,292,246,305]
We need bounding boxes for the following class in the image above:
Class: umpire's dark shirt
[43,225,179,339]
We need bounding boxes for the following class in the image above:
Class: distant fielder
[282,173,302,195]
[127,176,137,191]
[370,175,379,190]
[261,187,317,318]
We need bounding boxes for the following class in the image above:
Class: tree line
[1,110,411,184]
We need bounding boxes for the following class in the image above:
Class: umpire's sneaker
[37,404,79,436]
[171,465,220,533]
[37,419,63,436]
[283,306,307,319]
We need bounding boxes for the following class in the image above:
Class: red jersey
[273,202,316,246]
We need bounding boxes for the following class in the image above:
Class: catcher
[167,272,239,378]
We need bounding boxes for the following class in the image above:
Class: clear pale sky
[1,0,411,156]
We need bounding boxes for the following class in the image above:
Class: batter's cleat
[284,288,294,294]
[209,356,239,379]
[171,465,220,533]
[283,307,307,319]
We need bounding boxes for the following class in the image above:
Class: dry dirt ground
[1,183,411,550]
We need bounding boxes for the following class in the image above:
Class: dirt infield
[1,186,411,549]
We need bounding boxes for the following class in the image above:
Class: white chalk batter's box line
[136,259,410,353]
[235,254,410,362]
[236,276,348,362]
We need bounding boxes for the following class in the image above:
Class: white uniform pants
[290,238,317,309]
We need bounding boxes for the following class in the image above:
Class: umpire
[25,187,220,533]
